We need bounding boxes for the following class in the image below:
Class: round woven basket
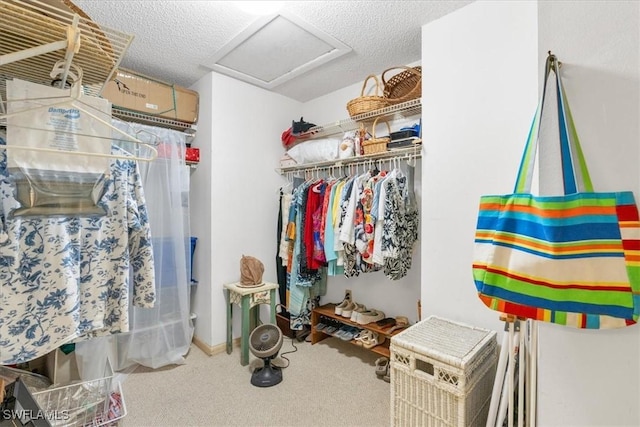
[382,66,422,105]
[362,117,390,155]
[346,75,389,119]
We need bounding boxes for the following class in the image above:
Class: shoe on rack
[349,303,368,322]
[339,326,361,341]
[385,316,410,334]
[356,309,386,325]
[324,325,338,335]
[333,326,347,339]
[342,301,363,319]
[353,330,373,347]
[315,322,327,332]
[356,331,385,350]
[334,298,351,315]
[375,317,395,328]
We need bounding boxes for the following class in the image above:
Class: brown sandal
[385,316,410,334]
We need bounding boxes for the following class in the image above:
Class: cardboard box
[45,348,80,385]
[101,68,199,124]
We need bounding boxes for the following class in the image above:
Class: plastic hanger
[280,172,293,194]
[0,61,158,162]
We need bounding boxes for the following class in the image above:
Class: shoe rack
[310,303,405,358]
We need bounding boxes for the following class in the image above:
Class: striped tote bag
[472,54,640,329]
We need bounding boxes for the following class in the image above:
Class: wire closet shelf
[277,98,422,175]
[111,107,197,134]
[0,0,133,114]
[296,98,422,141]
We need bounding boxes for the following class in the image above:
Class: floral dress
[0,135,155,364]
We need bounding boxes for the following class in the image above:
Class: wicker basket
[362,117,390,155]
[382,66,422,105]
[390,316,498,427]
[346,75,389,119]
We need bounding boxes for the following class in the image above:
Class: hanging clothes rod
[276,145,422,175]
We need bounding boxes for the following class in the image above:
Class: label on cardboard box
[101,69,199,124]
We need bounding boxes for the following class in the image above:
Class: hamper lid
[391,315,496,368]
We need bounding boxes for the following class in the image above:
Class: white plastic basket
[30,361,126,427]
[390,315,498,427]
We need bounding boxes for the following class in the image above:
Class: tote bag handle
[556,62,594,193]
[514,53,594,194]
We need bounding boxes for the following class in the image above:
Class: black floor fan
[248,323,284,387]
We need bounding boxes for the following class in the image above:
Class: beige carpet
[120,337,391,427]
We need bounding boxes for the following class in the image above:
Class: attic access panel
[201,11,351,90]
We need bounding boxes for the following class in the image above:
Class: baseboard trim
[192,335,239,356]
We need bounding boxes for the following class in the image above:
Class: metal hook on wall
[547,50,563,71]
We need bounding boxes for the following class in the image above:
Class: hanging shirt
[287,182,326,330]
[382,174,419,280]
[334,177,354,267]
[278,189,293,265]
[341,172,372,277]
[0,135,156,364]
[307,180,326,268]
[323,179,344,276]
[358,170,387,264]
[372,172,393,266]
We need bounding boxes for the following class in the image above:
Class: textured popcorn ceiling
[72,0,473,102]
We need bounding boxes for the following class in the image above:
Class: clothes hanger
[406,155,417,206]
[286,172,294,190]
[327,165,337,182]
[279,172,293,194]
[0,61,158,162]
[370,159,381,177]
[312,173,324,193]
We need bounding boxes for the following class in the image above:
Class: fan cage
[249,324,283,359]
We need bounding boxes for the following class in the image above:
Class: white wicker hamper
[390,315,498,427]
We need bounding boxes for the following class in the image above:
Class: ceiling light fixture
[232,1,284,16]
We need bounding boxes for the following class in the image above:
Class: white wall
[190,72,300,347]
[536,1,640,425]
[189,73,213,344]
[191,2,639,422]
[423,0,640,425]
[420,0,538,335]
